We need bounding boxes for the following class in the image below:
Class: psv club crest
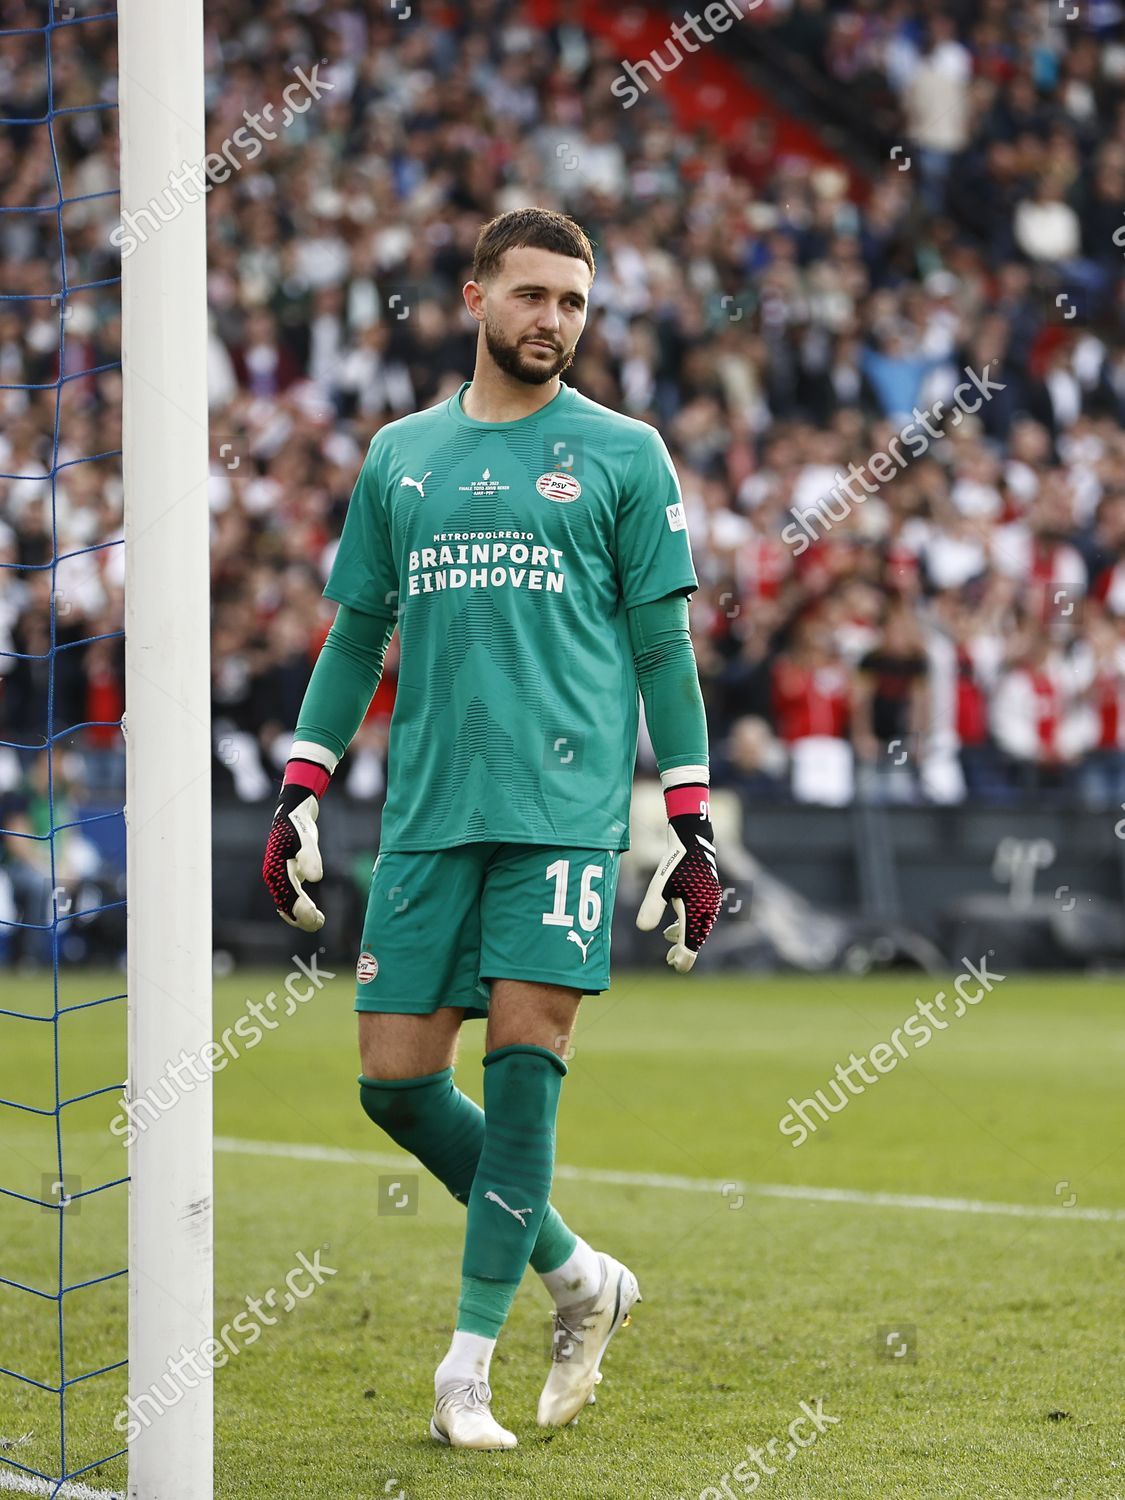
[535,471,582,503]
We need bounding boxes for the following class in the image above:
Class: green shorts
[353,843,621,1018]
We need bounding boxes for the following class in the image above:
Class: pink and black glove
[262,749,334,932]
[636,782,722,973]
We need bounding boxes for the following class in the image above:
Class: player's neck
[461,366,563,424]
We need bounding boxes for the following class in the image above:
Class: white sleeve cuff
[288,739,339,775]
[659,764,709,789]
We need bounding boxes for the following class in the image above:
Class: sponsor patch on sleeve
[665,502,687,532]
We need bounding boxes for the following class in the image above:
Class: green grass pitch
[1,968,1122,1498]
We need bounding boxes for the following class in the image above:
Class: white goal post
[119,0,213,1496]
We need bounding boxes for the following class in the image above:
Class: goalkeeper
[261,207,722,1451]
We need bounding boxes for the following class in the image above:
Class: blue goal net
[0,3,129,1495]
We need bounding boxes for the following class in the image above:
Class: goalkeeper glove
[262,751,333,932]
[636,782,722,973]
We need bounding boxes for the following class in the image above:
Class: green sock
[457,1044,567,1338]
[359,1064,576,1276]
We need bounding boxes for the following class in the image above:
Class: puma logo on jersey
[484,1189,533,1227]
[567,930,593,962]
[400,470,432,497]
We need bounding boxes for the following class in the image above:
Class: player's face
[481,247,591,385]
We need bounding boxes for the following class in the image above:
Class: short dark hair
[472,207,596,285]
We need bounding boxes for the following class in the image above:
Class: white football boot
[430,1376,517,1450]
[537,1252,641,1427]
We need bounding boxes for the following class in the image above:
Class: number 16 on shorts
[542,857,607,969]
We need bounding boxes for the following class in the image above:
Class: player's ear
[462,280,486,321]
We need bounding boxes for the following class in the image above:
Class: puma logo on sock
[484,1190,533,1227]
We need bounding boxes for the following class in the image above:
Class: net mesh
[1,3,128,1494]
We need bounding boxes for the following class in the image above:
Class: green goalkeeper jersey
[323,379,698,852]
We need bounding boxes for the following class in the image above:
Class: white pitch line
[0,1472,122,1499]
[214,1136,1125,1224]
[750,1183,1125,1222]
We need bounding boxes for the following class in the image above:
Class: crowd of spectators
[1,0,1124,901]
[771,0,1125,267]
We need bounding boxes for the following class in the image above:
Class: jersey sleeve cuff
[322,586,398,622]
[622,579,697,610]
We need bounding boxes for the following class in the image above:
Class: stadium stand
[2,0,1124,960]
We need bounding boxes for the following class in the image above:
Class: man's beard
[484,317,576,385]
